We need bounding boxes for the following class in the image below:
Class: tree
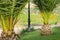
[33,0,60,35]
[0,0,28,40]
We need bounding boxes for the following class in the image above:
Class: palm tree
[0,0,28,40]
[33,0,60,35]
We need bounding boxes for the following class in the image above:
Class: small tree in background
[33,0,60,35]
[0,0,28,40]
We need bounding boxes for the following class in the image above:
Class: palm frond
[33,0,60,12]
[0,0,28,32]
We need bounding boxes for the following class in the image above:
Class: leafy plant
[33,0,60,35]
[0,0,28,40]
[33,0,60,24]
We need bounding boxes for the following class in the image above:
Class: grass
[21,27,60,40]
[19,13,60,25]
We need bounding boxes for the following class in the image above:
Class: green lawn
[21,27,60,40]
[19,13,60,25]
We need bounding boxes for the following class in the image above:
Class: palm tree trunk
[41,24,52,35]
[0,31,16,40]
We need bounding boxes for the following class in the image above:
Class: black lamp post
[28,0,30,32]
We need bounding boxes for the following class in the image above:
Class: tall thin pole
[28,0,30,32]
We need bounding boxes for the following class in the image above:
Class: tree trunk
[41,24,52,36]
[0,31,17,40]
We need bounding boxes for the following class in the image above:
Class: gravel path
[0,23,60,37]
